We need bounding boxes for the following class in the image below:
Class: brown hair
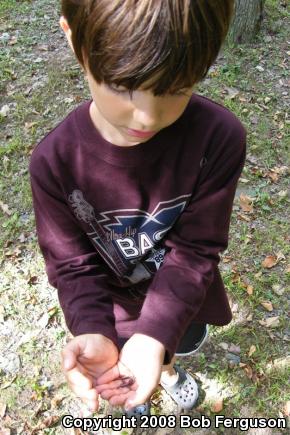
[61,0,233,95]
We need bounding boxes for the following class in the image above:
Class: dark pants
[118,322,207,358]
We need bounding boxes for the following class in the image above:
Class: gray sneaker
[124,401,151,420]
[160,365,199,410]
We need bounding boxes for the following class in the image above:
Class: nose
[132,94,161,128]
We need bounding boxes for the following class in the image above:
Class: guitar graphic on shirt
[69,190,191,283]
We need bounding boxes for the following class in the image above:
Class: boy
[29,0,246,415]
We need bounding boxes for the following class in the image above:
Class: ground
[0,0,289,434]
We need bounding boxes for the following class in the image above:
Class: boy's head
[60,0,233,95]
[60,1,234,146]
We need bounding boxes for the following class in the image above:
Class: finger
[61,340,81,371]
[96,360,134,385]
[96,365,121,385]
[80,390,99,411]
[124,384,156,410]
[65,366,92,391]
[96,376,135,393]
[86,398,99,412]
[72,386,98,402]
[100,386,132,400]
[109,392,133,406]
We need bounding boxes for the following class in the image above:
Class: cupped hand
[61,333,119,411]
[96,333,165,410]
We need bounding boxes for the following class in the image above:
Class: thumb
[124,384,155,410]
[96,365,120,385]
[61,339,80,371]
[96,360,133,385]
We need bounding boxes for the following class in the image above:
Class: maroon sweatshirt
[29,94,246,362]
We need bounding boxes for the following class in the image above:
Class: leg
[160,356,179,386]
[159,323,208,409]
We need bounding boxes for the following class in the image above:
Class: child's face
[86,69,193,147]
[59,16,192,147]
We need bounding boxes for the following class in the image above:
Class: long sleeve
[29,154,119,347]
[135,120,246,360]
[29,96,247,361]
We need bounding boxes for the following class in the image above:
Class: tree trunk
[228,0,265,44]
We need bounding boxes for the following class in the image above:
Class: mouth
[125,128,157,139]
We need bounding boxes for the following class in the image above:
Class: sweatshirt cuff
[135,289,196,363]
[69,321,119,350]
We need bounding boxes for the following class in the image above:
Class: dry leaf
[237,213,251,222]
[262,255,278,268]
[248,345,256,357]
[51,395,65,409]
[211,398,223,413]
[27,276,38,285]
[231,270,241,283]
[218,342,229,350]
[278,190,288,198]
[244,236,252,245]
[48,306,59,317]
[30,392,38,402]
[239,193,254,212]
[264,167,285,182]
[0,201,12,216]
[260,301,273,312]
[37,312,49,329]
[0,402,7,418]
[240,279,248,289]
[267,330,275,340]
[247,285,254,295]
[29,296,38,305]
[273,165,289,175]
[265,356,290,371]
[38,44,49,51]
[0,306,5,323]
[4,247,22,258]
[225,87,239,99]
[285,264,290,273]
[256,65,264,72]
[266,171,279,183]
[283,401,290,417]
[259,316,280,328]
[262,253,285,269]
[8,36,18,45]
[18,233,27,243]
[0,105,10,117]
[244,365,253,379]
[24,122,37,130]
[272,284,285,296]
[0,429,11,435]
[0,376,17,390]
[254,271,263,279]
[276,251,286,262]
[31,416,60,434]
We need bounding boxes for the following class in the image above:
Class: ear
[59,16,75,53]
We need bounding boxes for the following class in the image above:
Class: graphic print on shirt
[69,190,191,283]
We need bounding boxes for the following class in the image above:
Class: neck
[89,102,139,147]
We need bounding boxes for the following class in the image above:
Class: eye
[107,84,128,95]
[169,89,191,97]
